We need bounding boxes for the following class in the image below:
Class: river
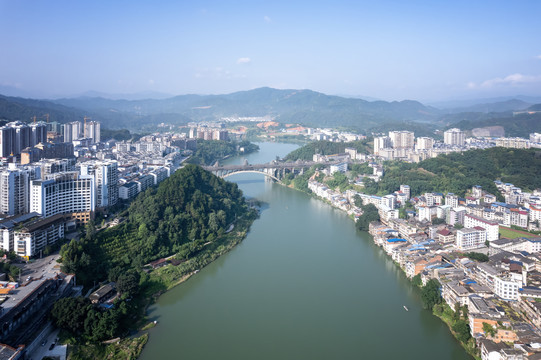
[139,142,471,359]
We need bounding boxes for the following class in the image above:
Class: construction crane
[43,113,49,123]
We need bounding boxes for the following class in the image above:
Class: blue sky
[1,0,540,101]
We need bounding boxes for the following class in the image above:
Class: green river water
[139,142,471,360]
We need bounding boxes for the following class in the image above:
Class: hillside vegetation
[60,164,256,286]
[362,148,541,197]
[284,140,371,161]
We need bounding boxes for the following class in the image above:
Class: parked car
[49,343,55,351]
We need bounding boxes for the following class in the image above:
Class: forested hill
[284,140,372,161]
[363,148,541,198]
[446,111,541,138]
[61,164,255,285]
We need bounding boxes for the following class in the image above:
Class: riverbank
[294,179,477,359]
[65,211,257,360]
[141,212,257,298]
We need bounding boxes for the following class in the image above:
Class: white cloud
[236,57,251,64]
[480,73,541,88]
[264,15,271,23]
[536,54,541,60]
[148,79,155,85]
[468,73,541,89]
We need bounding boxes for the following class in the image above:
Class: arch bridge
[203,160,335,182]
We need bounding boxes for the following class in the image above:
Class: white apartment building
[495,137,530,149]
[14,214,65,258]
[504,209,528,228]
[444,128,465,146]
[445,193,459,208]
[382,194,396,210]
[373,136,392,155]
[30,172,95,221]
[464,214,499,242]
[389,131,415,149]
[0,164,31,216]
[63,121,82,143]
[494,274,522,301]
[79,160,119,208]
[456,227,487,250]
[523,238,541,253]
[416,137,434,150]
[84,121,101,144]
[400,185,410,200]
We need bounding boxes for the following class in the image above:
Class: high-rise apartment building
[444,128,465,146]
[30,122,47,146]
[416,137,434,150]
[63,121,82,143]
[79,160,119,208]
[84,121,101,144]
[373,136,392,155]
[0,164,32,216]
[0,126,15,158]
[0,121,48,158]
[389,131,415,149]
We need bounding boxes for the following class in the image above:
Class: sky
[1,0,540,102]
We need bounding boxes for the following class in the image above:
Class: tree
[356,203,380,231]
[453,302,461,321]
[51,297,92,335]
[420,279,441,310]
[464,252,489,262]
[482,322,496,337]
[108,266,124,282]
[461,305,469,321]
[117,272,140,298]
[452,319,471,343]
[412,274,422,287]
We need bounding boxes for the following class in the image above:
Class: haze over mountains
[0,87,540,138]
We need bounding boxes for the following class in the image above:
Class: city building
[0,164,33,216]
[14,213,66,258]
[83,120,101,144]
[444,128,465,146]
[464,214,499,242]
[30,172,95,224]
[63,121,82,143]
[373,136,391,155]
[416,137,434,150]
[79,160,119,208]
[456,227,487,250]
[389,131,415,149]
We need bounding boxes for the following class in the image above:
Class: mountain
[0,94,88,123]
[447,110,541,138]
[442,99,532,114]
[429,96,541,109]
[52,87,441,130]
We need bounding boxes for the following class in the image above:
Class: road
[28,328,67,360]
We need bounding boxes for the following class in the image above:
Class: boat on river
[403,306,409,311]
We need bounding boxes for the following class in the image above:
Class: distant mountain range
[0,87,540,137]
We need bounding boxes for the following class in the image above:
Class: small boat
[403,306,409,311]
